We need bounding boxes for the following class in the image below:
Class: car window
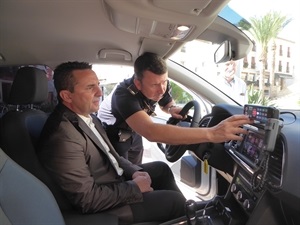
[94,64,206,119]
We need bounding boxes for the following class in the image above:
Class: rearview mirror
[214,40,232,64]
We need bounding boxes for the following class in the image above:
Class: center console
[162,104,282,225]
[227,104,281,195]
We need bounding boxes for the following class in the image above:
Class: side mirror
[214,40,232,64]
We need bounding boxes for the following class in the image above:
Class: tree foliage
[247,84,275,106]
[249,11,289,48]
[170,81,193,104]
[239,11,291,95]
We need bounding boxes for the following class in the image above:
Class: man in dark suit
[38,61,186,224]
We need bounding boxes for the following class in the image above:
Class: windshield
[170,0,299,110]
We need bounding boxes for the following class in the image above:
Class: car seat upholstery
[0,67,71,210]
[0,148,66,225]
[0,67,118,225]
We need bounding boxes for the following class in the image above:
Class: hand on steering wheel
[158,100,201,162]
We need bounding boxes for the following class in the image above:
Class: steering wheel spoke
[162,100,201,162]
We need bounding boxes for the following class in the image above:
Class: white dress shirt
[79,114,124,176]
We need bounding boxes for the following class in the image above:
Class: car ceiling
[0,0,252,69]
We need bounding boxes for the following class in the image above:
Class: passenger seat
[0,148,65,225]
[0,66,70,209]
[0,67,118,225]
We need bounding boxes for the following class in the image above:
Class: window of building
[243,57,248,68]
[279,45,283,56]
[287,47,291,58]
[286,62,290,73]
[278,61,282,72]
[251,57,255,69]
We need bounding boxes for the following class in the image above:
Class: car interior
[0,0,299,225]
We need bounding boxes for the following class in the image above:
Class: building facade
[241,37,295,97]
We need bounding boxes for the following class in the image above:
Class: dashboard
[192,103,300,225]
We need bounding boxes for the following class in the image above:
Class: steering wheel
[158,100,201,162]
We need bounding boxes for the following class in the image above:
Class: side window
[101,82,118,102]
[93,64,211,119]
[169,80,194,105]
[93,64,133,101]
[155,78,211,119]
[38,65,57,112]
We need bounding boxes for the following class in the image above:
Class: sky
[229,0,297,16]
[228,0,298,41]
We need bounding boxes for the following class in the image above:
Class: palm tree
[239,12,290,98]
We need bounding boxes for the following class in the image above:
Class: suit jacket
[38,103,143,222]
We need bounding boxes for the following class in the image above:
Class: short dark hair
[134,52,167,80]
[53,61,92,102]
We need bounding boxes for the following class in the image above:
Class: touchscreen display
[244,104,279,124]
[238,130,265,164]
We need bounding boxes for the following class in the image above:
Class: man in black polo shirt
[99,52,183,164]
[98,52,251,164]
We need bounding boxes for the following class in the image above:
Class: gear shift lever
[185,199,197,225]
[185,199,213,225]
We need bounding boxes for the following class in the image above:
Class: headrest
[8,67,48,105]
[0,148,8,171]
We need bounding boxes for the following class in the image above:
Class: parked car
[0,0,299,225]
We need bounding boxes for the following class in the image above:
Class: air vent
[199,116,212,127]
[267,138,284,188]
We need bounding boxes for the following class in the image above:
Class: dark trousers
[129,161,186,223]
